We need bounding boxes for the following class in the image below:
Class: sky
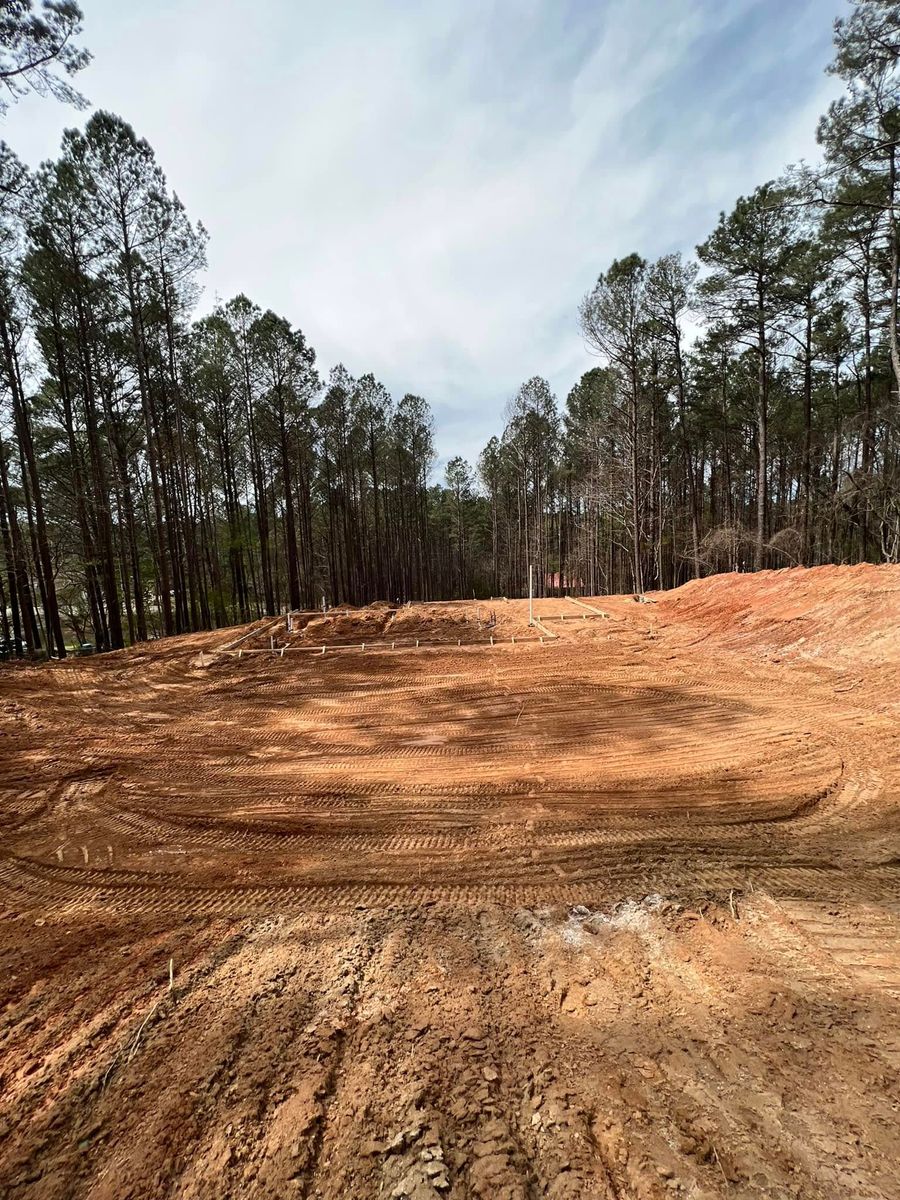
[4,0,845,472]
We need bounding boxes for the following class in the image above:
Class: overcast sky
[4,0,843,471]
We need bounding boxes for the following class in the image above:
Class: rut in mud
[2,564,899,1199]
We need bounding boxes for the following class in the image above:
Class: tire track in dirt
[779,900,900,997]
[5,848,900,918]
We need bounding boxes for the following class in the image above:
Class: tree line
[0,0,897,656]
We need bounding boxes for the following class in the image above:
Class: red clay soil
[2,565,900,1199]
[653,562,900,667]
[254,601,537,651]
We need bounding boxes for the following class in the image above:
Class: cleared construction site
[2,564,899,1199]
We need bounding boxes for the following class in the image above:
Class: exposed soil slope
[654,562,900,667]
[2,566,899,1199]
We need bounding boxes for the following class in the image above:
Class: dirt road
[2,565,899,1198]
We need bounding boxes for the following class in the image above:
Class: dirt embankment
[654,563,900,668]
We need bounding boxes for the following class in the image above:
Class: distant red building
[543,572,584,594]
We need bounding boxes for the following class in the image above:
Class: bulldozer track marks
[2,590,896,922]
[4,849,898,918]
[780,901,900,996]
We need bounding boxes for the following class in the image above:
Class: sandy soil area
[2,564,899,1199]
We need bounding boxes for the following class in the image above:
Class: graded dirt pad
[2,565,900,1199]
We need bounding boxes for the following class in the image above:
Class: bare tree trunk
[755,307,768,570]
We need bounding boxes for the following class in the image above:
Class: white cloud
[3,0,843,471]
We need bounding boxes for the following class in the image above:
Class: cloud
[3,0,843,472]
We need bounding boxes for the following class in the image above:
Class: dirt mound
[388,601,528,643]
[655,562,900,668]
[241,600,537,650]
[293,604,396,646]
